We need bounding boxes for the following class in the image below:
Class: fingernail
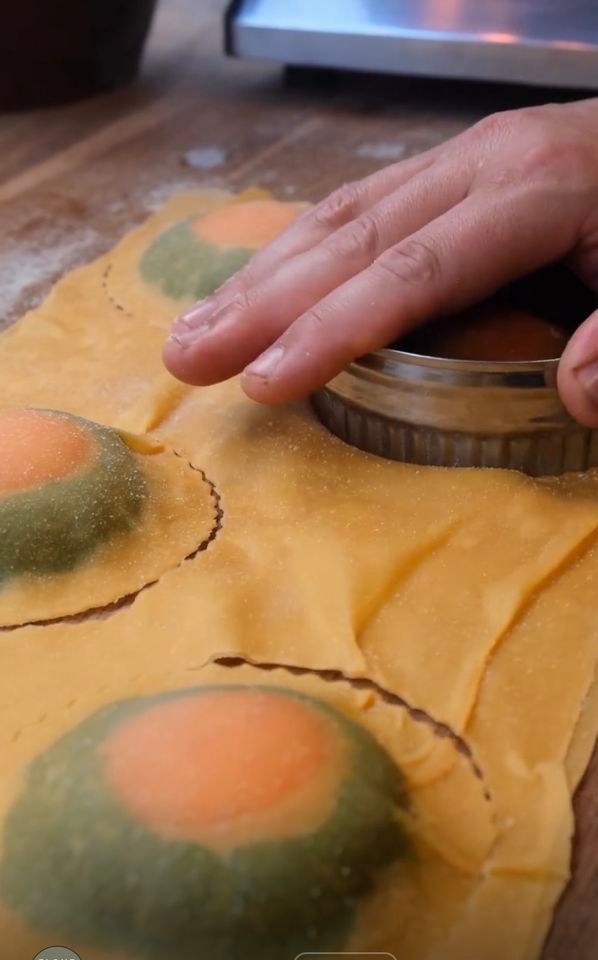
[169,297,229,349]
[167,321,213,349]
[577,360,598,407]
[173,297,217,332]
[245,345,285,379]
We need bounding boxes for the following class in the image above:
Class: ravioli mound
[140,199,305,301]
[0,408,145,582]
[0,407,218,628]
[0,684,407,960]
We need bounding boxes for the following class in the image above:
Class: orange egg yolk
[192,200,305,249]
[0,408,91,495]
[102,688,335,839]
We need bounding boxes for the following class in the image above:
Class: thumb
[558,309,598,427]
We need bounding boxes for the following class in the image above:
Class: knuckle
[313,182,362,230]
[470,111,565,187]
[215,258,258,298]
[515,133,564,178]
[506,134,592,188]
[469,110,516,144]
[470,108,548,156]
[322,213,382,262]
[228,282,261,314]
[234,259,259,287]
[374,237,442,287]
[545,139,593,180]
[299,304,329,335]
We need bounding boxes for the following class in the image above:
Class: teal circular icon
[32,949,81,960]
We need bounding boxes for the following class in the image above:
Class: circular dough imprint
[0,663,496,960]
[102,194,306,327]
[0,409,219,627]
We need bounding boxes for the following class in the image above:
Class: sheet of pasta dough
[0,190,597,960]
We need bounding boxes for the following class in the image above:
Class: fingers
[558,310,598,427]
[241,185,580,403]
[200,148,442,299]
[163,158,469,387]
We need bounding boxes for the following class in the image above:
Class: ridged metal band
[312,349,598,477]
[313,388,598,476]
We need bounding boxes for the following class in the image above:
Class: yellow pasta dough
[0,190,597,960]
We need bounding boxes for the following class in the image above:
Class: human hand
[163,98,598,426]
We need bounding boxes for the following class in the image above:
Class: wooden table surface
[1,1,596,956]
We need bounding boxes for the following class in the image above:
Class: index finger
[242,185,580,403]
[173,148,442,325]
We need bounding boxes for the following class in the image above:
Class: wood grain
[0,1,596,955]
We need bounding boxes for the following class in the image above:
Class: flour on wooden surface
[143,179,212,211]
[0,227,100,325]
[184,146,228,170]
[356,141,407,161]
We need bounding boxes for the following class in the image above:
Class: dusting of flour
[356,141,407,161]
[143,180,210,212]
[0,180,215,326]
[0,227,101,325]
